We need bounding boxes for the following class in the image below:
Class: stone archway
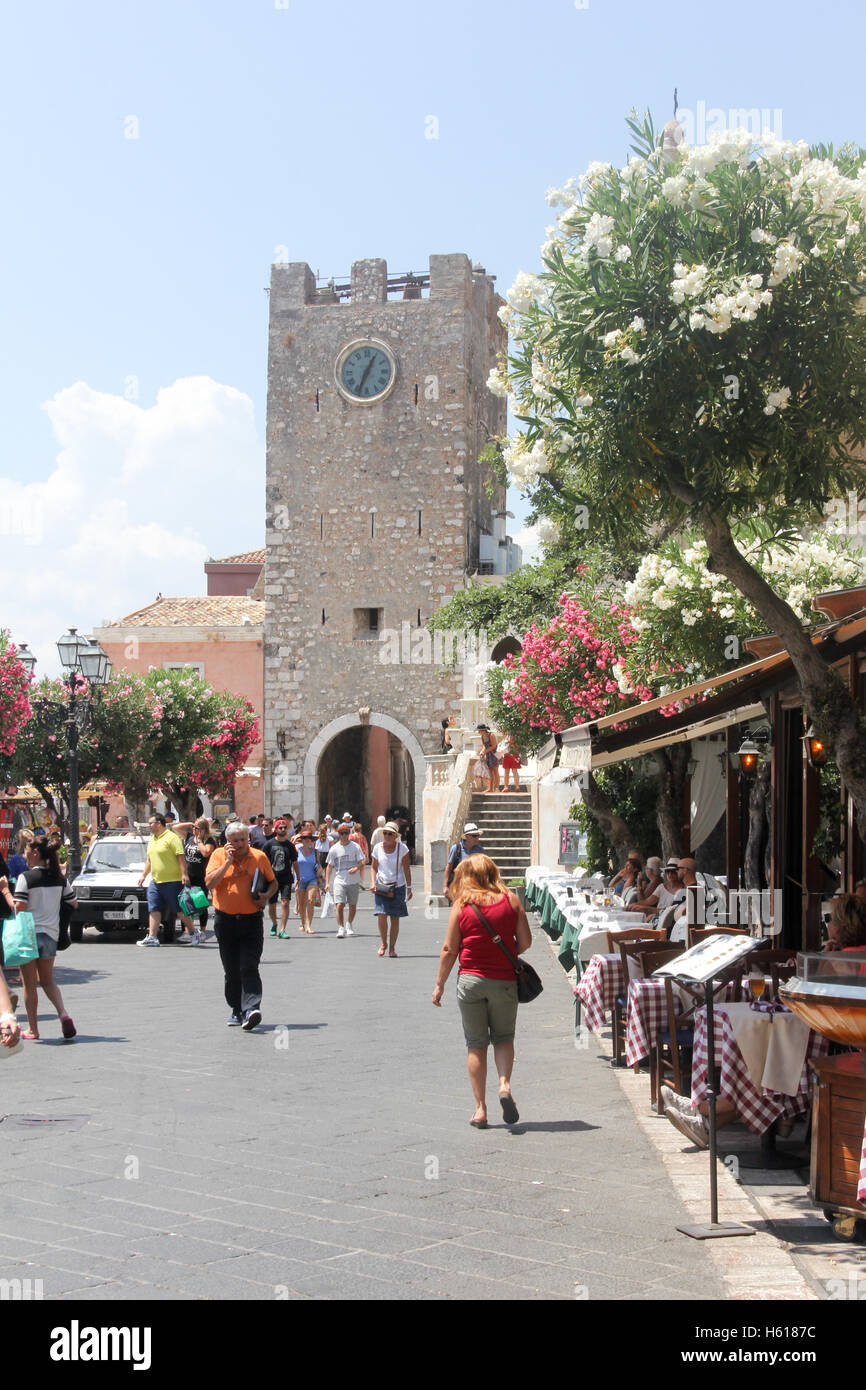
[303,712,427,845]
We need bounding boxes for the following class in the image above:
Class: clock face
[338,343,395,402]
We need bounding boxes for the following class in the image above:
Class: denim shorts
[373,884,407,917]
[456,972,518,1047]
[146,880,183,914]
[36,931,58,960]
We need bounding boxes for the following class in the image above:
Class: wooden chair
[612,936,672,1068]
[653,973,699,1111]
[652,952,752,1110]
[604,925,666,953]
[686,925,749,949]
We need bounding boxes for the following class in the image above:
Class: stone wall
[263,253,506,837]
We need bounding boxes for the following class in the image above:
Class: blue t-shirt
[296,847,319,886]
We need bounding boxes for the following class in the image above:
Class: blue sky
[2,0,865,668]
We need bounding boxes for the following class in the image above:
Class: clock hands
[358,357,376,393]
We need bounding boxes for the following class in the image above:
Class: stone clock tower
[263,254,507,841]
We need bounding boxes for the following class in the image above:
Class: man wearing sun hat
[442,823,485,901]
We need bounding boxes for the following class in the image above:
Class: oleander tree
[0,632,32,761]
[493,114,866,831]
[144,668,259,822]
[624,526,866,680]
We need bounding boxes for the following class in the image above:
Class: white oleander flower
[486,368,509,398]
[661,174,689,207]
[603,330,622,348]
[506,270,545,314]
[767,240,806,287]
[629,316,646,334]
[764,385,792,415]
[620,346,641,365]
[583,212,616,259]
[614,244,632,262]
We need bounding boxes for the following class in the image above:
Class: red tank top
[458,893,518,981]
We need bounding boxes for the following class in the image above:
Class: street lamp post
[20,630,112,883]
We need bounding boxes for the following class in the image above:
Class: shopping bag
[319,891,335,920]
[2,912,39,968]
[189,886,209,911]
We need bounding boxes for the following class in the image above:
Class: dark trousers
[214,911,264,1015]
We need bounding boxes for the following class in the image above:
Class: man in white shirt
[369,816,387,851]
[325,824,366,937]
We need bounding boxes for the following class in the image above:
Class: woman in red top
[432,854,532,1129]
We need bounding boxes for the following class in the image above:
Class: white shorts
[332,880,360,906]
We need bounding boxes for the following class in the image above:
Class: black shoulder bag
[468,901,543,1003]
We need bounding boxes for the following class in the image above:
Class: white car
[70,832,178,943]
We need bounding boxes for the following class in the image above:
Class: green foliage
[569,765,660,875]
[502,114,866,553]
[813,760,844,865]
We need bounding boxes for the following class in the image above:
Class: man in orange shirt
[206,822,277,1031]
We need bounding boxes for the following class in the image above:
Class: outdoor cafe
[525,584,866,1240]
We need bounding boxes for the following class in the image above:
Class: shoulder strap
[467,901,520,972]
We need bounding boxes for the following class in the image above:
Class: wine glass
[748,970,766,1003]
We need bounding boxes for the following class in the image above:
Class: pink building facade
[92,588,265,824]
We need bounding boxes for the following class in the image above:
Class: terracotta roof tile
[210,548,266,565]
[116,597,264,627]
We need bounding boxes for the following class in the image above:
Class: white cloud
[1,377,260,676]
[514,525,542,567]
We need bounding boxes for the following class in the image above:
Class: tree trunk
[653,744,689,861]
[123,788,150,830]
[744,760,771,892]
[702,513,866,840]
[578,771,642,864]
[164,784,200,822]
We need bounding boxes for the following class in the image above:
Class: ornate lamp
[730,733,760,778]
[802,724,827,769]
[15,643,36,678]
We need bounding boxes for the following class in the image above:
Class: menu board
[653,932,757,984]
[559,823,585,865]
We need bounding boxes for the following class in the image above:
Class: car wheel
[69,922,84,943]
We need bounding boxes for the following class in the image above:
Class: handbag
[57,895,72,952]
[467,902,543,1003]
[2,911,39,968]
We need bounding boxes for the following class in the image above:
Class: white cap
[463,823,481,835]
[341,812,353,822]
[377,816,386,825]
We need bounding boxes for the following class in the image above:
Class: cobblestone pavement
[0,902,728,1301]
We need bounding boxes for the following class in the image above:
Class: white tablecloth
[723,1002,811,1096]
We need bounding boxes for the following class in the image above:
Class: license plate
[103,910,134,920]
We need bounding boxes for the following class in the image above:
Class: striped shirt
[14,868,75,941]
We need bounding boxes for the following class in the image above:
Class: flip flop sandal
[470,1118,488,1129]
[499,1093,519,1125]
[21,1031,39,1041]
[389,950,398,957]
[60,1016,77,1039]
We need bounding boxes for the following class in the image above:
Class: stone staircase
[467,790,533,884]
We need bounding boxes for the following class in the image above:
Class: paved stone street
[0,904,731,1301]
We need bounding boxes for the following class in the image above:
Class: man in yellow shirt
[137,814,194,947]
[206,822,277,1030]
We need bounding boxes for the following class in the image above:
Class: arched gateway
[303,712,427,844]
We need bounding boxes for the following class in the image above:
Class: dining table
[573,953,625,1032]
[690,1001,830,1134]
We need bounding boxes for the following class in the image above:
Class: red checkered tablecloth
[625,978,676,1068]
[859,1122,866,1205]
[691,1004,829,1135]
[574,954,624,1033]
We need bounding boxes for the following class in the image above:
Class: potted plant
[507,877,526,909]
